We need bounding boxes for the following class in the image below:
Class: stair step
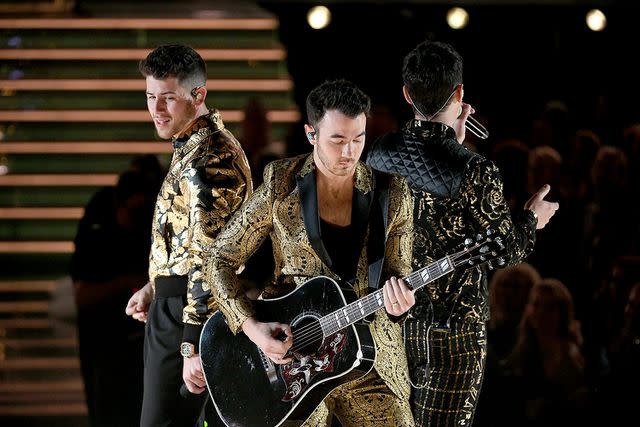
[0,318,53,328]
[0,187,99,207]
[0,209,82,220]
[0,379,83,393]
[0,391,84,403]
[0,48,285,61]
[2,60,287,79]
[0,280,56,292]
[0,337,77,349]
[1,337,78,358]
[0,78,292,91]
[0,241,73,253]
[0,121,290,142]
[0,109,299,122]
[0,142,171,154]
[0,91,295,110]
[0,254,72,277]
[0,174,117,186]
[1,29,280,49]
[0,18,278,30]
[0,357,80,370]
[0,219,77,240]
[0,403,87,416]
[2,141,284,158]
[0,301,50,313]
[3,153,171,174]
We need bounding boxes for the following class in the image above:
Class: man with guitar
[201,79,416,426]
[366,40,559,427]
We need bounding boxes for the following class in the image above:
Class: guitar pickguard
[280,331,346,402]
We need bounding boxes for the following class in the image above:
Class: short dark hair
[306,79,371,129]
[139,44,206,90]
[402,40,463,118]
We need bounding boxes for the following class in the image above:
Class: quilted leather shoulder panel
[367,131,479,197]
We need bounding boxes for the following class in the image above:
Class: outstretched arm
[524,184,559,230]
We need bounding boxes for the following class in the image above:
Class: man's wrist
[527,208,538,224]
[180,342,197,358]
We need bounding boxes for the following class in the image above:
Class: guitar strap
[367,170,390,294]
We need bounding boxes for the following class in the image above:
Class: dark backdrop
[259,1,639,151]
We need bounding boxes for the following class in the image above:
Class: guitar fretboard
[319,256,454,336]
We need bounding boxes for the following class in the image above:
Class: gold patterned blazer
[367,121,536,324]
[204,154,414,400]
[149,109,252,345]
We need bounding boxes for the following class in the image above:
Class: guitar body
[200,276,375,427]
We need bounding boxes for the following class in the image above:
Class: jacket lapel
[296,156,332,268]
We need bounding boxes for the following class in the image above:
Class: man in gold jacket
[201,79,416,426]
[124,44,252,427]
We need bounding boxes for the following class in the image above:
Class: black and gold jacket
[367,120,536,323]
[149,109,252,344]
[204,154,414,400]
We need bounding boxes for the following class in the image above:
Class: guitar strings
[285,247,481,354]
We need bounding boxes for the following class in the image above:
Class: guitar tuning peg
[487,261,494,270]
[486,229,494,236]
[464,238,473,246]
[480,255,486,261]
[467,260,475,266]
[495,237,504,249]
[497,257,505,266]
[476,233,484,242]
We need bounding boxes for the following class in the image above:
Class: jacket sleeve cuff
[525,209,538,228]
[182,324,204,353]
[387,311,409,324]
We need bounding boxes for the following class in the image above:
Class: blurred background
[0,0,638,426]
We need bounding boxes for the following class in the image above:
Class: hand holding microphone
[454,103,489,143]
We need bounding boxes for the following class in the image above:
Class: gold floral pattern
[411,157,536,322]
[148,109,252,327]
[205,154,415,403]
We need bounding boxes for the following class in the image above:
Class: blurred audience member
[71,156,163,427]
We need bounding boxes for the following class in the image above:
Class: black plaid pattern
[405,319,487,427]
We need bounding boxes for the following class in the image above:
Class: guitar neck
[319,255,455,336]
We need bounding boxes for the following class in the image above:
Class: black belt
[154,275,188,297]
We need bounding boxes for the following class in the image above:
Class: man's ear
[402,85,413,105]
[193,86,207,105]
[304,124,316,145]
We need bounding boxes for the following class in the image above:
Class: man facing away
[366,40,559,427]
[199,79,416,426]
[124,44,252,427]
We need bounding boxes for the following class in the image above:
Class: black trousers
[141,277,223,427]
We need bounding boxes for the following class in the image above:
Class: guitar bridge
[258,348,279,384]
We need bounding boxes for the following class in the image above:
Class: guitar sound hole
[291,316,323,356]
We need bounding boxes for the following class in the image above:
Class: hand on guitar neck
[382,276,415,316]
[241,317,293,364]
[240,277,413,365]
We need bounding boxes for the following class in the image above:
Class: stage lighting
[586,9,607,32]
[447,7,469,30]
[307,6,331,30]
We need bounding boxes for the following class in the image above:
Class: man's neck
[315,168,354,227]
[316,170,353,197]
[171,105,210,139]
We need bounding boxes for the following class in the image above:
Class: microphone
[465,115,489,140]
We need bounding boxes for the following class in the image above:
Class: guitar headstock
[451,229,507,270]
